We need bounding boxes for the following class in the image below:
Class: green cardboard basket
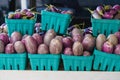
[93,49,120,71]
[62,54,93,71]
[0,53,27,70]
[91,18,120,37]
[5,17,36,36]
[28,54,60,70]
[41,10,71,35]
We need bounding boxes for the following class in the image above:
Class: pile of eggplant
[44,4,73,15]
[8,9,35,19]
[87,4,120,19]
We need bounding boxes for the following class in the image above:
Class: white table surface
[0,71,120,80]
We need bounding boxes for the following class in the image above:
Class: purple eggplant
[26,11,34,18]
[65,10,73,15]
[14,12,21,19]
[86,8,101,19]
[61,11,67,14]
[49,5,61,13]
[83,27,92,36]
[109,9,117,15]
[96,6,104,15]
[21,9,29,14]
[102,12,113,19]
[112,4,120,11]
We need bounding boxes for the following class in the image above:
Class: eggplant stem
[84,8,93,14]
[99,11,104,16]
[44,4,49,7]
[44,4,50,9]
[32,11,41,15]
[30,7,36,11]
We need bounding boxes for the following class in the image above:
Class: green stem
[30,7,36,11]
[84,8,93,14]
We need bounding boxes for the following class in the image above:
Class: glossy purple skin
[109,9,117,15]
[61,11,67,14]
[113,4,120,11]
[83,27,92,36]
[21,9,28,14]
[96,6,104,14]
[0,33,9,46]
[14,13,21,19]
[73,34,83,42]
[64,47,73,55]
[5,43,15,54]
[83,51,91,56]
[114,32,120,44]
[26,11,34,17]
[103,12,113,19]
[62,37,73,48]
[114,44,120,55]
[51,6,58,12]
[102,41,113,53]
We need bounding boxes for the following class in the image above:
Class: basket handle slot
[84,67,86,71]
[46,23,48,30]
[113,66,115,71]
[58,25,61,34]
[104,30,106,36]
[69,66,72,71]
[10,65,12,70]
[98,63,101,70]
[76,66,79,71]
[110,30,113,34]
[17,64,19,70]
[3,65,5,70]
[51,66,53,70]
[25,30,28,35]
[36,66,38,70]
[52,24,54,29]
[43,66,45,70]
[105,65,108,71]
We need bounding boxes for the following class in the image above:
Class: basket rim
[94,49,120,59]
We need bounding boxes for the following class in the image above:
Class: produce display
[44,4,73,15]
[8,9,35,19]
[1,4,120,71]
[96,32,120,54]
[63,28,95,56]
[87,4,120,19]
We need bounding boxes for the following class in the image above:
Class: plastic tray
[5,17,36,36]
[91,18,120,37]
[93,49,120,71]
[41,10,71,35]
[28,54,60,70]
[0,53,27,70]
[62,54,93,71]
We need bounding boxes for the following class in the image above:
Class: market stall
[0,1,120,80]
